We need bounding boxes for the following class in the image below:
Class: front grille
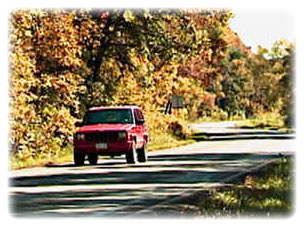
[85,131,119,142]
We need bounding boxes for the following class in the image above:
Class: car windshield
[83,109,134,125]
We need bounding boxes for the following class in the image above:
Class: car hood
[77,124,134,133]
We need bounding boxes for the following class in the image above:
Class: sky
[229,9,294,53]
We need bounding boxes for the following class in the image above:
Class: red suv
[73,106,148,165]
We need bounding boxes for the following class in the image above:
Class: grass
[237,118,284,130]
[148,132,196,151]
[10,145,73,170]
[234,112,295,133]
[177,157,294,217]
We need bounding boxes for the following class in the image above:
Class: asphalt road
[9,121,295,217]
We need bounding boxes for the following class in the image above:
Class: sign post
[165,95,184,114]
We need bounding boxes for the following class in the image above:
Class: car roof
[89,106,141,111]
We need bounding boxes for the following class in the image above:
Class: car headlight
[118,131,127,140]
[76,133,85,140]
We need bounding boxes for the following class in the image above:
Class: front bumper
[74,140,134,155]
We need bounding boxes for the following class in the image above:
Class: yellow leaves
[10,10,35,30]
[40,72,85,112]
[101,58,122,77]
[207,48,213,61]
[270,40,295,58]
[195,29,203,42]
[123,10,136,22]
[257,45,269,56]
[9,9,260,162]
[143,9,152,19]
[112,72,140,104]
[24,30,32,37]
[214,192,238,206]
[10,12,36,81]
[53,106,76,134]
[35,10,83,68]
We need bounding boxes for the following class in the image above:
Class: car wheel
[136,144,147,163]
[126,145,137,164]
[74,152,85,166]
[88,154,98,165]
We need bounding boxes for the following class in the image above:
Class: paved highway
[9,121,295,217]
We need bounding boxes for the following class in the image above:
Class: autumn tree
[268,40,295,126]
[9,9,92,159]
[9,9,294,165]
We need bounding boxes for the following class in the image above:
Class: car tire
[136,144,147,163]
[74,152,85,166]
[88,154,98,165]
[126,145,137,164]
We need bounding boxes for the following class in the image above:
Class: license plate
[95,143,107,149]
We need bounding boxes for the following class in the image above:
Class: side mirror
[136,119,145,125]
[75,122,83,127]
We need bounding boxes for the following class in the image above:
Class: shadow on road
[9,152,286,217]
